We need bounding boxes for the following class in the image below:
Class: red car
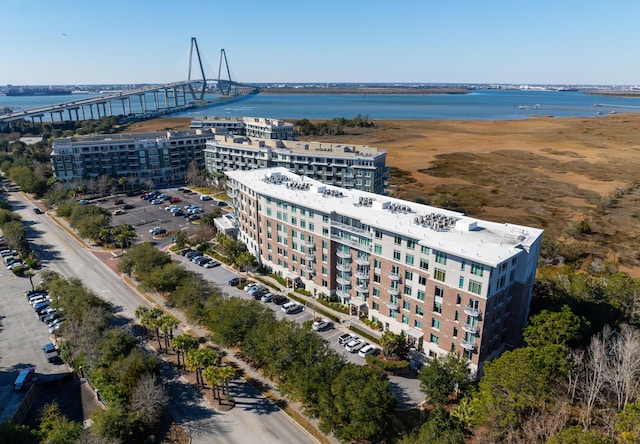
[169,197,181,203]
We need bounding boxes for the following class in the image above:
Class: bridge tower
[187,37,207,101]
[218,49,234,96]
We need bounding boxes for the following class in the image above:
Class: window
[322,254,328,262]
[459,276,464,289]
[393,250,401,261]
[468,280,482,295]
[373,273,381,283]
[405,270,413,281]
[291,217,297,226]
[510,269,516,283]
[430,334,439,345]
[374,244,382,254]
[322,266,328,275]
[415,305,424,316]
[432,318,441,330]
[309,223,314,232]
[433,301,442,314]
[417,290,425,301]
[375,229,382,239]
[322,227,328,236]
[421,246,430,255]
[433,268,446,282]
[419,259,429,271]
[374,258,381,269]
[435,251,447,265]
[471,262,484,276]
[455,310,460,321]
[414,320,423,328]
[435,286,444,298]
[402,315,410,325]
[403,300,411,311]
[373,288,380,298]
[404,286,412,296]
[453,327,458,338]
[394,235,402,245]
[418,275,427,285]
[456,294,462,305]
[407,239,415,250]
[373,301,379,310]
[405,254,414,266]
[461,260,466,271]
[323,214,329,222]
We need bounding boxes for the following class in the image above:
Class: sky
[1,0,639,86]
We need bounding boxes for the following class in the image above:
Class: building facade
[205,135,388,194]
[226,168,543,370]
[50,129,215,186]
[190,116,296,140]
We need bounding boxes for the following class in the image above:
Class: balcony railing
[330,219,372,238]
[355,284,368,293]
[386,301,399,311]
[387,272,401,281]
[354,270,369,279]
[355,256,370,266]
[336,289,351,299]
[336,263,351,272]
[305,253,315,261]
[462,323,478,335]
[336,277,351,286]
[461,339,477,352]
[464,305,482,318]
[305,263,315,272]
[330,234,372,252]
[387,286,400,296]
[305,240,315,249]
[336,250,351,259]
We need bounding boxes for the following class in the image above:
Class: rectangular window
[375,229,382,239]
[419,259,429,271]
[510,269,515,283]
[471,262,484,276]
[430,334,439,345]
[394,235,402,245]
[322,266,328,275]
[461,260,466,271]
[417,290,425,301]
[468,280,482,295]
[435,251,447,265]
[403,300,411,311]
[374,244,382,254]
[405,254,414,266]
[432,318,441,330]
[402,315,409,325]
[414,320,423,328]
[373,288,380,298]
[453,327,458,338]
[373,301,379,310]
[407,239,416,250]
[455,310,460,321]
[433,302,442,314]
[421,246,430,255]
[291,217,297,226]
[415,305,424,316]
[456,294,462,305]
[405,270,413,281]
[404,286,412,296]
[374,258,382,269]
[459,276,464,289]
[393,250,401,261]
[433,268,446,282]
[418,275,427,285]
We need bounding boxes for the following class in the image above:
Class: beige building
[190,116,296,140]
[206,135,388,194]
[225,167,544,370]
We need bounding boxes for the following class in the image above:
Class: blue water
[3,89,640,121]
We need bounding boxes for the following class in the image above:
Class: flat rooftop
[227,167,543,267]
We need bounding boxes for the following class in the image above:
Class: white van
[14,368,34,391]
[281,301,302,314]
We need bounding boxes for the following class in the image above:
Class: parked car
[260,293,274,302]
[345,338,364,353]
[33,207,43,214]
[114,199,124,205]
[203,260,221,268]
[358,344,378,357]
[338,334,355,345]
[193,255,211,265]
[272,295,289,305]
[123,204,134,210]
[228,277,242,286]
[112,209,125,215]
[312,318,331,331]
[200,195,212,201]
[149,227,167,235]
[169,197,181,203]
[252,287,270,299]
[281,301,303,314]
[42,343,59,363]
[248,286,266,297]
[185,251,203,259]
[150,199,163,205]
[244,283,258,292]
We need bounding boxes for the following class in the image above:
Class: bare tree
[606,324,640,411]
[578,326,612,429]
[97,175,110,197]
[131,374,168,426]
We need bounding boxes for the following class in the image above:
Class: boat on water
[4,87,72,96]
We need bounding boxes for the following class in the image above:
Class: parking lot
[91,187,230,250]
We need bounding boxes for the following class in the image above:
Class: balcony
[355,283,368,293]
[331,220,372,238]
[386,301,399,311]
[387,272,401,281]
[336,277,351,286]
[464,305,482,318]
[305,263,315,272]
[462,323,478,335]
[387,286,400,296]
[336,263,351,272]
[461,339,477,352]
[355,256,370,266]
[330,234,372,252]
[336,289,351,299]
[305,240,315,249]
[354,270,369,279]
[337,250,351,259]
[305,253,315,261]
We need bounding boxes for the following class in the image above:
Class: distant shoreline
[584,90,640,98]
[257,87,470,95]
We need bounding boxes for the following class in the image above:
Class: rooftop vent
[414,212,459,231]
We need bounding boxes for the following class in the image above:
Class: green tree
[379,330,410,360]
[118,242,172,277]
[318,364,396,442]
[207,297,274,347]
[185,347,221,388]
[545,425,609,444]
[0,420,39,444]
[173,229,189,249]
[160,315,179,352]
[170,333,199,368]
[398,407,466,444]
[235,251,255,275]
[523,305,589,347]
[38,402,83,444]
[419,352,472,405]
[615,399,640,444]
[203,365,223,399]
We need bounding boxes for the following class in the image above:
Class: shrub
[365,355,410,374]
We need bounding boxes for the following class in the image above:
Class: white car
[244,283,257,292]
[358,344,378,357]
[312,318,331,331]
[345,338,364,353]
[281,301,303,314]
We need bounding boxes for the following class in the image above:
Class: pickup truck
[42,343,59,363]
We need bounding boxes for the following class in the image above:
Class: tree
[379,330,410,360]
[523,305,589,348]
[318,364,396,442]
[419,352,472,406]
[203,365,223,399]
[615,400,640,444]
[39,402,83,444]
[185,347,221,388]
[398,407,466,444]
[0,420,39,444]
[235,251,255,276]
[217,365,236,399]
[170,333,199,368]
[131,373,168,427]
[112,223,136,251]
[174,229,189,249]
[160,315,179,352]
[118,242,172,277]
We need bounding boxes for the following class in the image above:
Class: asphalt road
[3,191,317,443]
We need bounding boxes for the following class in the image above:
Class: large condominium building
[205,135,388,194]
[226,168,543,370]
[50,129,215,186]
[190,116,296,140]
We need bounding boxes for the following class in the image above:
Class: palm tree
[217,365,236,399]
[112,224,136,251]
[203,365,222,400]
[185,347,222,388]
[170,333,199,368]
[160,315,179,352]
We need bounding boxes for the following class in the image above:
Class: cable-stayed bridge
[0,38,258,131]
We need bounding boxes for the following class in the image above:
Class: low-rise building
[190,116,296,140]
[50,129,215,186]
[205,135,388,194]
[226,167,543,371]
